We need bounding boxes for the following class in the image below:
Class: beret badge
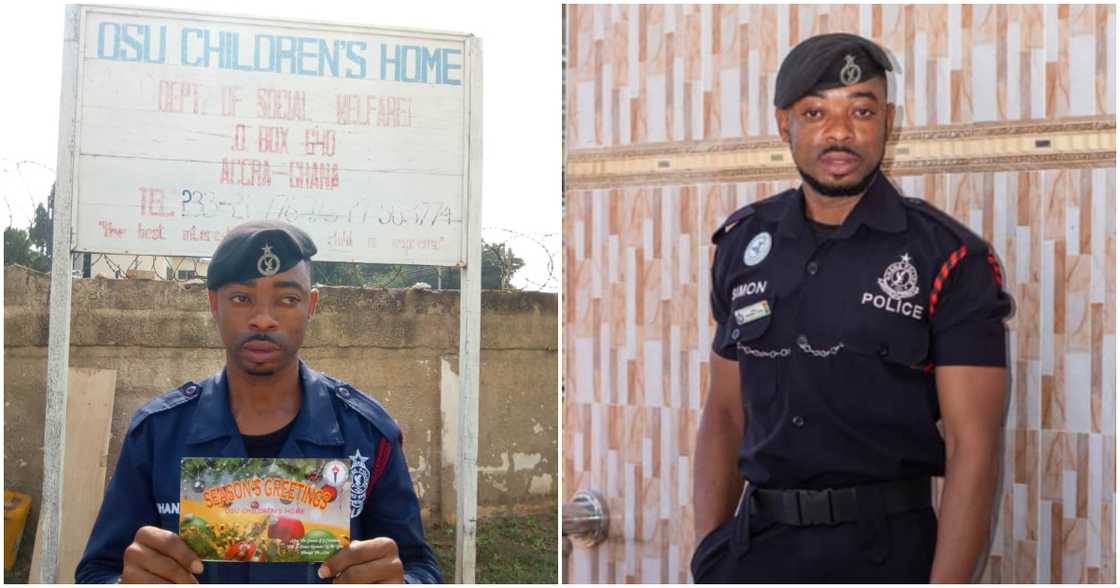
[257,243,280,277]
[839,54,862,86]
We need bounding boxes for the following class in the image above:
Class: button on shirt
[709,173,1012,490]
[76,361,441,584]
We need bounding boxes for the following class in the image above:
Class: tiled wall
[563,4,1115,584]
[567,4,1115,147]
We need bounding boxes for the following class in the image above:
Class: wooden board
[30,368,117,583]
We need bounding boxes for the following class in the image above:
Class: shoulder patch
[901,197,988,251]
[127,381,202,435]
[711,205,754,244]
[335,384,402,444]
[711,188,800,245]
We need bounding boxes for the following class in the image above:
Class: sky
[0,0,561,291]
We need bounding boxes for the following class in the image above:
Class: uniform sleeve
[75,422,158,583]
[709,244,736,360]
[361,439,442,584]
[929,251,1013,367]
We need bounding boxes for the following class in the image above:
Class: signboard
[69,6,474,265]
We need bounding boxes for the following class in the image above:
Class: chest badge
[862,253,924,320]
[878,253,920,300]
[349,450,370,518]
[743,232,772,266]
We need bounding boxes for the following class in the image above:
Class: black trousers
[690,506,938,583]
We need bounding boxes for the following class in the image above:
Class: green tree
[3,185,53,272]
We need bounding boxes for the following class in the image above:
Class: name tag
[734,300,771,325]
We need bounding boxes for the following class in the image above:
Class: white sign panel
[69,6,473,265]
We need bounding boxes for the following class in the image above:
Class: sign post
[455,36,482,584]
[42,5,481,582]
[39,7,82,583]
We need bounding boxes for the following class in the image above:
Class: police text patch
[861,253,924,320]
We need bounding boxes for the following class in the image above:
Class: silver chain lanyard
[797,340,845,358]
[737,340,844,359]
[736,344,791,359]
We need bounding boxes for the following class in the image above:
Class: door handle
[562,490,609,548]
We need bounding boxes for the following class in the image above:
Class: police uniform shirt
[76,362,442,584]
[709,173,1012,490]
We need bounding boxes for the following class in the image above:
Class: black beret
[206,220,317,289]
[774,33,893,109]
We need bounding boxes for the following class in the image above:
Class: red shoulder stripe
[928,245,968,319]
[367,437,394,497]
[987,253,1004,286]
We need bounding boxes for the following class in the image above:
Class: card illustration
[179,458,352,562]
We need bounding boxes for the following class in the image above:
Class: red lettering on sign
[335,94,412,127]
[139,188,175,217]
[158,80,205,114]
[98,221,126,238]
[136,223,167,240]
[182,225,225,242]
[289,161,339,190]
[257,126,289,153]
[220,158,272,186]
[304,129,336,156]
[257,89,307,121]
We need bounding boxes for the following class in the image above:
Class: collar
[777,172,908,240]
[187,360,345,447]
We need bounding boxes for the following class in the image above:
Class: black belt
[748,477,931,526]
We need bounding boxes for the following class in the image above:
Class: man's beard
[797,162,881,198]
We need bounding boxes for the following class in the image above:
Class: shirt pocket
[843,323,930,368]
[840,324,938,429]
[726,300,783,415]
[727,298,775,351]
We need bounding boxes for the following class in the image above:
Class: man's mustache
[237,332,288,348]
[820,146,860,157]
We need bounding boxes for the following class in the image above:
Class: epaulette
[334,383,402,444]
[127,380,202,435]
[901,197,988,251]
[711,205,755,244]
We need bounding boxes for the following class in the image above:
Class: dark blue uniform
[692,173,1011,582]
[76,361,441,584]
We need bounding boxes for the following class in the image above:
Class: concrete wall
[4,264,557,568]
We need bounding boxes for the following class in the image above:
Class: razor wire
[3,162,559,292]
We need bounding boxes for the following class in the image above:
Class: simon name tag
[734,300,771,325]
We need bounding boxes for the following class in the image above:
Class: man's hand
[318,537,404,584]
[121,526,203,584]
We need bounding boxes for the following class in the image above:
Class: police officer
[77,220,441,583]
[692,33,1012,583]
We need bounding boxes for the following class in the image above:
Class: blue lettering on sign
[345,41,367,79]
[91,22,429,84]
[380,44,462,85]
[97,21,167,63]
[180,27,205,66]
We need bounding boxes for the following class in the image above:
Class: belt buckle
[796,488,835,526]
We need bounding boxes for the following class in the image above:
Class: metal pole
[40,6,81,583]
[454,35,483,585]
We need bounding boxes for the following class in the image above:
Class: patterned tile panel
[564,4,1116,584]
